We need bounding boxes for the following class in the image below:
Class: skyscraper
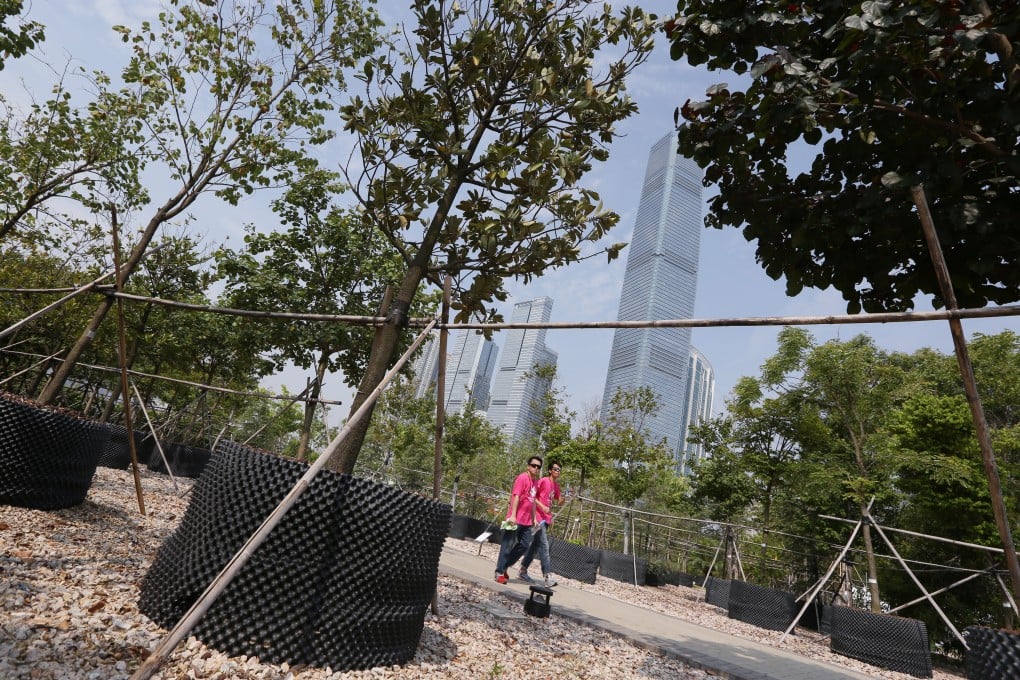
[600,131,704,466]
[677,346,715,475]
[410,331,498,412]
[486,297,558,441]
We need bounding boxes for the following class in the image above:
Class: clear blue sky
[5,1,1017,424]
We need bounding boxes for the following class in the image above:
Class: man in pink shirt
[518,459,562,587]
[493,456,542,584]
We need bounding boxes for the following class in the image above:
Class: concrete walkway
[438,546,873,680]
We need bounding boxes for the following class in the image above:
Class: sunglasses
[551,467,561,472]
[528,463,541,468]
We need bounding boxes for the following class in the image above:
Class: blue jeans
[495,524,533,575]
[520,520,551,575]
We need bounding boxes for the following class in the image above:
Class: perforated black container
[727,580,797,632]
[138,441,451,670]
[829,605,932,678]
[598,549,647,586]
[0,392,110,510]
[548,536,600,584]
[96,425,151,469]
[146,442,211,478]
[704,576,732,609]
[964,625,1020,679]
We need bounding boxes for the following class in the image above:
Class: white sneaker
[544,574,558,587]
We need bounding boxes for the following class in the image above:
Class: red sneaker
[495,572,509,584]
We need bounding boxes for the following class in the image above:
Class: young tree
[35,0,381,403]
[330,0,658,472]
[215,173,420,460]
[668,0,1019,313]
[602,386,673,553]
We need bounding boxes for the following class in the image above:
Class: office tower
[677,347,715,475]
[410,332,498,412]
[486,297,558,441]
[600,131,704,467]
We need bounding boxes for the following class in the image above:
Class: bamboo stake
[0,351,63,387]
[867,513,967,647]
[111,206,146,517]
[912,184,1020,601]
[431,277,451,618]
[0,269,119,341]
[886,569,989,615]
[818,514,1004,553]
[776,503,871,646]
[131,317,438,680]
[131,382,179,493]
[87,288,1020,330]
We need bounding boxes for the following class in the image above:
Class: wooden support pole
[867,512,967,647]
[111,207,146,517]
[911,184,1020,602]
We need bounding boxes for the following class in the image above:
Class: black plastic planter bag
[829,605,932,678]
[138,441,451,671]
[97,425,150,470]
[548,535,600,584]
[964,625,1020,680]
[146,442,211,478]
[0,392,110,510]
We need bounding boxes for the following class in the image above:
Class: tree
[215,173,420,460]
[800,331,913,611]
[330,0,657,473]
[34,0,381,403]
[668,0,1019,313]
[602,386,674,553]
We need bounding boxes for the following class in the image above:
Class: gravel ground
[1,466,964,680]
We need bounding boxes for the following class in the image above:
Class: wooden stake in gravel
[131,317,438,680]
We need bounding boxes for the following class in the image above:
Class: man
[493,456,542,584]
[518,459,562,587]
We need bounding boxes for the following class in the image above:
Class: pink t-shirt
[535,476,561,524]
[507,471,537,526]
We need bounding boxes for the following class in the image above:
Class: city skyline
[486,297,558,442]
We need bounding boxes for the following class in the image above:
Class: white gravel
[1,467,964,679]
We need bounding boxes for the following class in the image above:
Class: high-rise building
[677,346,715,475]
[600,131,704,467]
[410,331,498,412]
[486,297,558,441]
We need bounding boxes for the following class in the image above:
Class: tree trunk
[860,503,882,612]
[328,272,422,474]
[296,356,328,461]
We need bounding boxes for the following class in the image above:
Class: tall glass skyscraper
[411,331,498,412]
[677,346,715,475]
[486,297,557,441]
[601,131,705,466]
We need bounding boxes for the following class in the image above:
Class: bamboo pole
[431,277,451,618]
[130,317,438,680]
[131,382,179,494]
[0,269,119,341]
[886,569,990,615]
[99,288,1019,330]
[0,351,62,387]
[111,207,146,517]
[913,184,1020,601]
[818,514,1005,553]
[867,513,967,647]
[0,349,342,405]
[776,505,870,646]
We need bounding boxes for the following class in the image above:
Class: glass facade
[677,346,715,475]
[411,331,498,412]
[486,297,557,441]
[601,131,705,467]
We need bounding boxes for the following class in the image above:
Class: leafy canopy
[668,0,1020,313]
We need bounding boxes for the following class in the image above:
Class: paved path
[438,546,873,680]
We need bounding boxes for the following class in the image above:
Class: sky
[4,1,1018,427]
